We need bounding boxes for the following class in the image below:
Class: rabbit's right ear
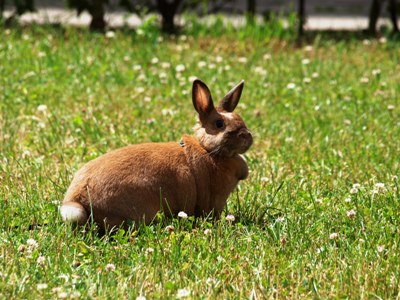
[192,79,215,120]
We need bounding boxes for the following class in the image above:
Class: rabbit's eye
[215,119,225,129]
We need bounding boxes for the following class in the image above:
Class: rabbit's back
[63,142,197,226]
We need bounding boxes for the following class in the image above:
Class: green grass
[0,24,399,299]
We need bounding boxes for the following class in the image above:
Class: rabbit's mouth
[238,127,253,151]
[219,128,253,157]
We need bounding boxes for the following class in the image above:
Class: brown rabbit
[60,79,252,229]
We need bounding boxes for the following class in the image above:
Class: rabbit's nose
[239,128,253,145]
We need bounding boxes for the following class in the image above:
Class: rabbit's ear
[192,79,215,117]
[218,80,244,112]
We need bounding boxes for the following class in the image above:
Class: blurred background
[1,0,399,34]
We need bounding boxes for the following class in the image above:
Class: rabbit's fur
[61,79,252,229]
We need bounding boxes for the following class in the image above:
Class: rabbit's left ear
[192,79,215,117]
[218,80,244,112]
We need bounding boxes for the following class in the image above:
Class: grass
[0,22,399,299]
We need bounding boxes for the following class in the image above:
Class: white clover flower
[303,77,311,83]
[360,77,369,84]
[215,56,223,62]
[137,29,144,36]
[225,215,235,222]
[363,39,371,45]
[37,104,47,112]
[105,263,116,272]
[276,216,285,222]
[175,64,185,72]
[161,62,171,69]
[71,291,81,298]
[203,229,212,235]
[387,105,395,111]
[353,183,361,189]
[58,292,68,299]
[208,63,216,69]
[178,211,188,219]
[164,225,174,233]
[372,69,381,76]
[133,64,142,71]
[254,66,267,76]
[145,248,154,255]
[38,51,46,58]
[344,119,351,125]
[375,182,385,189]
[260,177,270,183]
[136,296,146,300]
[311,72,319,78]
[344,197,351,203]
[37,283,48,290]
[301,58,310,65]
[144,96,151,102]
[105,31,115,39]
[287,83,296,89]
[329,232,339,240]
[26,238,38,249]
[37,256,46,266]
[238,57,248,64]
[159,72,167,79]
[198,61,207,68]
[377,245,385,252]
[151,57,159,64]
[350,187,358,194]
[147,118,156,125]
[135,87,145,93]
[206,277,216,285]
[188,76,197,82]
[161,108,176,116]
[346,209,356,218]
[22,150,31,159]
[304,45,314,52]
[52,287,63,293]
[176,288,191,298]
[263,53,271,60]
[315,198,323,204]
[379,37,387,44]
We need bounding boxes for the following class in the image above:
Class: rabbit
[60,79,253,229]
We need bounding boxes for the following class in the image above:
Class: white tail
[60,202,88,225]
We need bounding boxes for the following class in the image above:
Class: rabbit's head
[192,79,253,157]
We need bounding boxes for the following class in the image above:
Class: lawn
[0,23,399,299]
